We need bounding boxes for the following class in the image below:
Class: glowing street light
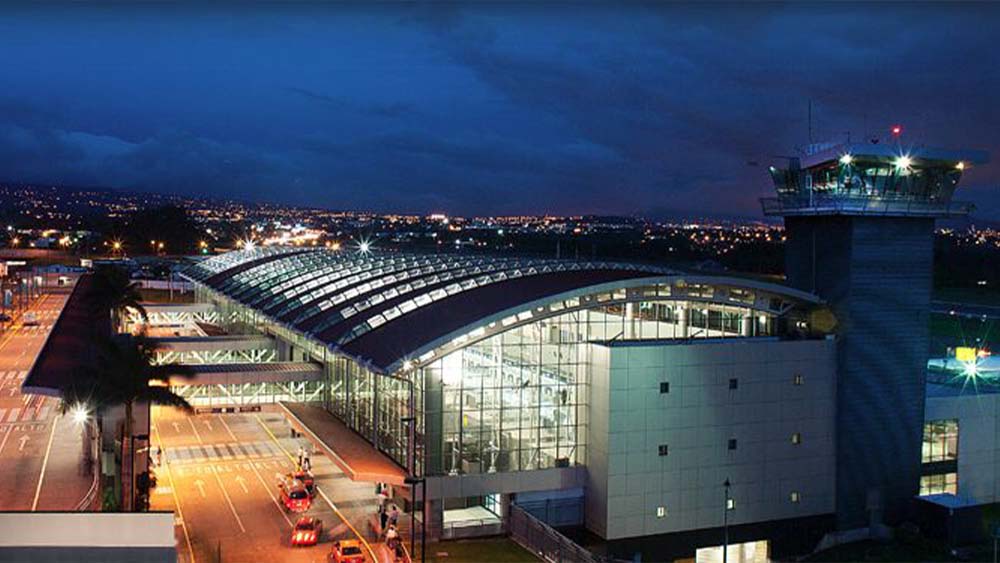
[839,154,853,166]
[956,161,966,171]
[70,403,91,425]
[894,155,913,170]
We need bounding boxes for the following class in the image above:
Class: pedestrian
[385,524,398,549]
[377,488,388,513]
[388,504,399,527]
[380,505,388,530]
[155,445,163,467]
[297,446,304,469]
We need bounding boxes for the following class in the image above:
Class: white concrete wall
[925,390,1000,504]
[586,337,837,540]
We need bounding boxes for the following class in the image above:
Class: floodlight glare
[839,154,853,166]
[70,403,90,425]
[894,155,912,169]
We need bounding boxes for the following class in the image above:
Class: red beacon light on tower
[890,124,903,138]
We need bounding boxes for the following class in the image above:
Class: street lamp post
[723,478,731,563]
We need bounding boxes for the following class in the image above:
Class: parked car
[290,516,323,547]
[328,539,365,563]
[278,476,312,512]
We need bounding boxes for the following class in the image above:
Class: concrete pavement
[152,407,387,563]
[0,293,97,512]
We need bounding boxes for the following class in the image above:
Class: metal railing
[508,505,624,563]
[761,196,974,217]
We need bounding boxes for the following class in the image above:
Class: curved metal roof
[182,247,819,373]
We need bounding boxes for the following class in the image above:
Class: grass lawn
[424,538,539,563]
[935,287,1000,308]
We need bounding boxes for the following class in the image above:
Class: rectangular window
[919,473,958,496]
[658,444,669,456]
[729,378,739,390]
[726,498,736,510]
[728,439,737,450]
[791,432,802,445]
[790,491,801,503]
[793,374,804,385]
[922,420,959,463]
[656,506,667,518]
[660,381,670,394]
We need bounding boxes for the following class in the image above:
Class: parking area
[151,407,380,563]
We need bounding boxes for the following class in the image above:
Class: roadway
[0,292,95,511]
[152,407,383,563]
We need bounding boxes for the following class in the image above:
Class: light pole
[723,478,731,563]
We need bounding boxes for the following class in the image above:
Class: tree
[60,333,195,511]
[92,264,147,330]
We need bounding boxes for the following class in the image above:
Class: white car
[22,312,38,326]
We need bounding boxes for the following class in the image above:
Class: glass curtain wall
[420,298,767,477]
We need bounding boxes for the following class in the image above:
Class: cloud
[0,4,996,218]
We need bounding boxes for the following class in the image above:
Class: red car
[328,539,365,563]
[291,516,323,547]
[279,478,312,512]
[291,470,316,497]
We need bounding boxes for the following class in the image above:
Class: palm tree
[92,265,147,332]
[61,332,194,510]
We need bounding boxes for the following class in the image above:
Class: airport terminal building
[162,141,997,560]
[175,247,838,555]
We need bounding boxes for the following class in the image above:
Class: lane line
[153,420,196,563]
[30,415,59,511]
[210,463,246,533]
[187,417,204,444]
[247,459,294,527]
[217,414,239,442]
[0,427,11,456]
[254,414,378,563]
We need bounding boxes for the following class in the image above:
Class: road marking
[152,422,196,563]
[172,421,182,433]
[31,416,59,511]
[247,456,294,527]
[235,474,249,494]
[18,434,29,451]
[254,414,378,563]
[202,419,213,432]
[187,417,203,444]
[0,427,11,456]
[218,415,239,441]
[210,464,246,533]
[7,408,18,423]
[194,479,207,498]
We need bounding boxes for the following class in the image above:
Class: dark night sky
[0,3,997,218]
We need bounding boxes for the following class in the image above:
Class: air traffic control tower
[762,140,987,530]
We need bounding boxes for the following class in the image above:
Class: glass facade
[185,250,817,482]
[417,294,772,477]
[173,380,326,407]
[920,473,958,496]
[770,157,963,202]
[922,419,959,463]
